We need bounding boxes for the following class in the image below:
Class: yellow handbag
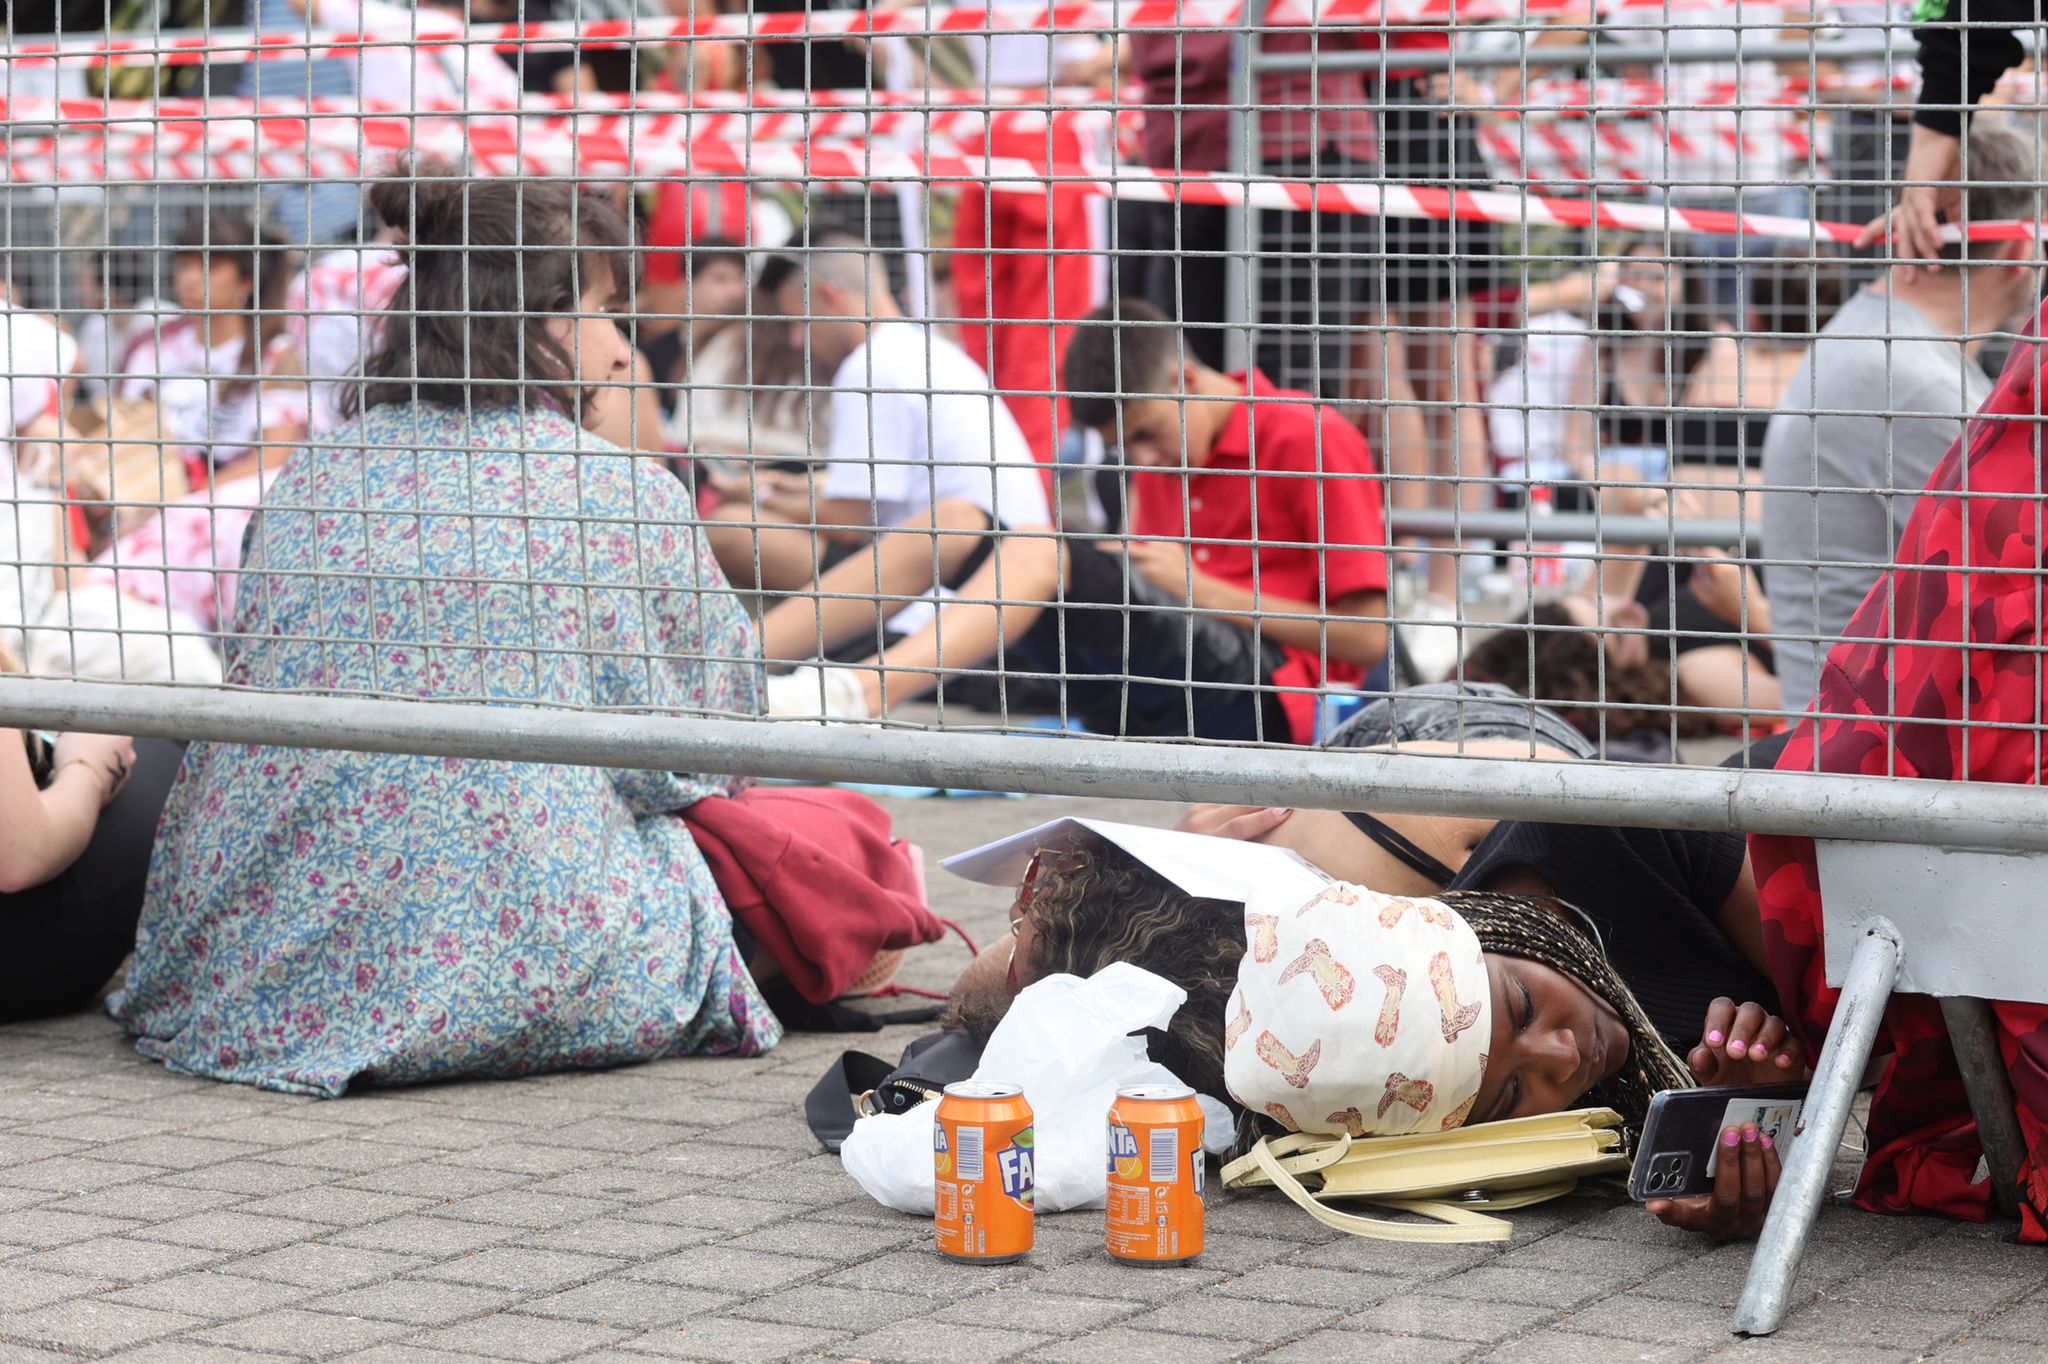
[1220,1107,1630,1243]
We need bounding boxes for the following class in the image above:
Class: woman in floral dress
[112,174,780,1095]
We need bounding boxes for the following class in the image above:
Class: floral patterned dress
[111,401,780,1095]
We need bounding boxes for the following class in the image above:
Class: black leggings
[0,738,184,1023]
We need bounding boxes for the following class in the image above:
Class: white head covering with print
[1223,881,1493,1138]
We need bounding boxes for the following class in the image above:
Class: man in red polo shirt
[766,299,1389,744]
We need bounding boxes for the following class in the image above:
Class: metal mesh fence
[1,0,2044,840]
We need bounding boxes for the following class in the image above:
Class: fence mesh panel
[0,0,2043,831]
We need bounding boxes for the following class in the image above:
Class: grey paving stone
[931,1291,1143,1334]
[102,1270,317,1319]
[197,1115,358,1147]
[1496,1233,1690,1285]
[1979,1297,2048,1341]
[414,1311,633,1362]
[45,1182,246,1222]
[227,1241,430,1290]
[622,1194,797,1234]
[5,1157,164,1192]
[830,1320,1051,1362]
[84,1136,274,1170]
[1430,1264,1606,1310]
[1212,1263,1403,1311]
[518,1220,721,1262]
[340,1165,531,1200]
[1025,1259,1229,1303]
[1,1207,144,1247]
[0,1264,103,1312]
[519,1120,686,1155]
[354,1118,526,1152]
[0,1299,207,1353]
[525,1277,736,1329]
[1765,1300,1978,1351]
[274,1140,449,1174]
[132,1210,331,1253]
[1261,1330,1478,1364]
[433,1193,617,1230]
[820,1247,1036,1294]
[1123,1294,1339,1345]
[1021,1327,1251,1363]
[159,1162,338,1196]
[515,1169,708,1204]
[419,1247,626,1292]
[612,1317,853,1362]
[13,1236,224,1283]
[1337,1293,1560,1345]
[626,1144,790,1182]
[1290,1237,1498,1279]
[723,1220,921,1262]
[232,1185,435,1227]
[1476,1329,1701,1363]
[97,1344,301,1364]
[304,1279,521,1326]
[726,1283,932,1332]
[190,1307,415,1357]
[1927,1336,2048,1363]
[440,1144,604,1177]
[625,1247,831,1293]
[330,1216,525,1258]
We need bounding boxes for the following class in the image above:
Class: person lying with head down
[946,829,1803,1238]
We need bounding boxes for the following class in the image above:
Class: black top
[1448,819,1778,1051]
[1598,376,1669,452]
[1672,410,1774,472]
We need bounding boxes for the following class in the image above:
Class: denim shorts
[1323,681,1595,758]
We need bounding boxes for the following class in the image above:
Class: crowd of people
[2,0,2046,1265]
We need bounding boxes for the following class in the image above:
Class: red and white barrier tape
[0,94,1125,148]
[5,118,2028,247]
[0,0,1817,67]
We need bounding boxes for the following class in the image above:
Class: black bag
[805,1029,983,1152]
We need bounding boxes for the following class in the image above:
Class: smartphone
[1628,1082,1807,1202]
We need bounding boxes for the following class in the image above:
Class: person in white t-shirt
[738,235,1052,655]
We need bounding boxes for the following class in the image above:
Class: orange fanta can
[934,1081,1034,1262]
[1105,1083,1205,1265]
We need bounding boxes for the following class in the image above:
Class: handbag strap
[1248,1136,1516,1244]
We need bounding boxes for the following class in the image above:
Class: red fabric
[681,786,945,1006]
[1130,370,1390,744]
[1128,27,1376,172]
[645,181,753,285]
[1358,27,1452,82]
[953,114,1098,481]
[1750,299,2048,1241]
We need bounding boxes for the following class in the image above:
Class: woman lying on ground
[948,830,1799,1237]
[0,645,184,1023]
[112,172,781,1095]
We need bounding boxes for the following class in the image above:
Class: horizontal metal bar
[1254,36,1907,75]
[1388,509,1748,548]
[4,678,2046,851]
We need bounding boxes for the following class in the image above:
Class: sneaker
[1397,593,1465,685]
[766,665,872,723]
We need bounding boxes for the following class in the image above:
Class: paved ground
[2,792,2044,1364]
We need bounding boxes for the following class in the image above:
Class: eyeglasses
[1005,849,1045,992]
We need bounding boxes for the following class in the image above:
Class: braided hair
[1443,889,1692,1129]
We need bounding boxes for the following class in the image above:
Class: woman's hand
[1646,1122,1781,1239]
[52,731,134,807]
[1176,804,1294,842]
[1689,996,1808,1086]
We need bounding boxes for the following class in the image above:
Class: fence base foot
[1732,923,1901,1337]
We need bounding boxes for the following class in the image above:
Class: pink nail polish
[1761,1134,1774,1150]
[1707,1030,1724,1045]
[1729,1040,1746,1058]
[1723,1128,1741,1148]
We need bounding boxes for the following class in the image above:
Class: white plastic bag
[840,962,1234,1214]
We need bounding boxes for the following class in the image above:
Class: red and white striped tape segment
[0,94,1126,149]
[5,116,2027,248]
[0,0,1817,67]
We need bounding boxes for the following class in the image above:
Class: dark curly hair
[1462,601,1710,741]
[1015,836,1689,1136]
[344,169,635,423]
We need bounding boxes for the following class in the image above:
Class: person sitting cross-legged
[764,297,1389,743]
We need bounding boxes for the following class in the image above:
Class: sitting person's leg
[761,498,1011,662]
[703,505,827,594]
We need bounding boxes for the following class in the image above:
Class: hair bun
[368,163,468,247]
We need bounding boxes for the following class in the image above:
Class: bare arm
[1182,580,1389,669]
[0,730,129,893]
